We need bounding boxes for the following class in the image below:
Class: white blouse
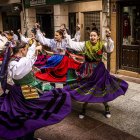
[20,34,31,44]
[72,30,81,42]
[36,30,67,55]
[8,42,37,80]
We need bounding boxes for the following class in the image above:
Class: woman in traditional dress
[63,29,128,119]
[17,29,49,70]
[35,25,81,83]
[0,40,71,140]
[0,33,8,61]
[72,24,81,42]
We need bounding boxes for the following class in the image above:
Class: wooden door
[117,2,140,72]
[36,14,54,38]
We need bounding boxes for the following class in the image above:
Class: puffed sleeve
[20,34,31,43]
[65,34,85,52]
[36,29,51,47]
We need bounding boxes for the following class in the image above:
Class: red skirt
[35,56,81,82]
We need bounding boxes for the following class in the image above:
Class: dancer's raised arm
[8,41,42,80]
[65,33,85,52]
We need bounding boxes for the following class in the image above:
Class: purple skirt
[0,86,71,140]
[64,62,128,103]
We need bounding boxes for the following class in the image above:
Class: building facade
[0,0,108,37]
[0,0,21,33]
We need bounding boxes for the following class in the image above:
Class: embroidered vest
[11,57,53,99]
[11,56,40,99]
[13,72,40,99]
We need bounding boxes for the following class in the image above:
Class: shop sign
[24,0,64,7]
[30,0,46,6]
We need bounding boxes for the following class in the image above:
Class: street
[34,79,140,140]
[0,77,140,140]
[35,110,139,140]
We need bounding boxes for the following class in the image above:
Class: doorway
[36,14,54,38]
[2,13,21,33]
[69,13,76,38]
[117,2,140,72]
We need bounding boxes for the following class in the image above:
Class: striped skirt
[64,61,128,103]
[0,86,71,140]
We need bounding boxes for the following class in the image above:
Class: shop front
[111,0,140,78]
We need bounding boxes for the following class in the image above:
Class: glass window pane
[122,6,140,45]
[84,12,100,40]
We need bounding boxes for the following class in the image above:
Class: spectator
[91,23,98,32]
[72,24,81,42]
[10,30,18,41]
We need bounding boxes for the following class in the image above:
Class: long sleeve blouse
[72,30,81,42]
[20,34,31,44]
[8,42,37,80]
[36,30,68,55]
[66,34,114,53]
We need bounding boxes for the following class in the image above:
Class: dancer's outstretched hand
[36,45,42,54]
[34,23,40,29]
[17,29,21,34]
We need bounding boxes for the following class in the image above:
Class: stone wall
[54,4,69,32]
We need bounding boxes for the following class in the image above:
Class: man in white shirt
[72,24,81,42]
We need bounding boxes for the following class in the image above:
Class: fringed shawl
[84,40,103,61]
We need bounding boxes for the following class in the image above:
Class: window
[84,12,100,40]
[122,6,140,45]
